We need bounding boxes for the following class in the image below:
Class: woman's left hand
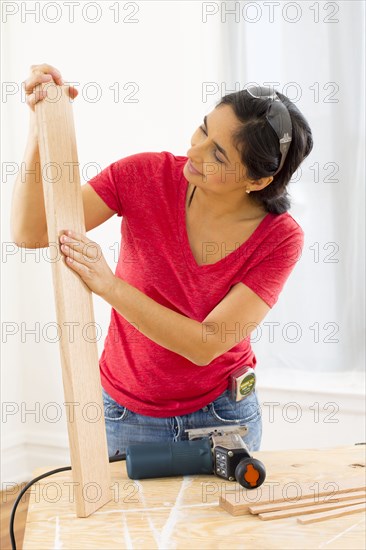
[59,230,116,299]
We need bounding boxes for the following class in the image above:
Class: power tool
[123,424,266,489]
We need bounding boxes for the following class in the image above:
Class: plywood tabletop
[22,444,366,549]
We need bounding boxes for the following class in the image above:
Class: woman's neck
[187,184,267,223]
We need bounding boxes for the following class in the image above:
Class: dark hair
[216,89,313,214]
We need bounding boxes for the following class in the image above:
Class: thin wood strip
[34,81,112,517]
[219,476,366,516]
[249,490,366,514]
[297,502,366,524]
[258,497,366,521]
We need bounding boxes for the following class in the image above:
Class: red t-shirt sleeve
[86,162,123,217]
[239,227,304,308]
[86,152,154,218]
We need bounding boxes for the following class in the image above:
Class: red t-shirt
[87,151,304,417]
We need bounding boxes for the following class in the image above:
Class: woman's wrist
[100,274,119,303]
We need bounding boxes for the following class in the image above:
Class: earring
[246,189,251,194]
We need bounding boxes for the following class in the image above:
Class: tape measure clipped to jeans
[229,365,256,402]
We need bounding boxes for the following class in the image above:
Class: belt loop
[174,415,182,440]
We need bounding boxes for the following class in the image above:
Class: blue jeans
[102,387,262,457]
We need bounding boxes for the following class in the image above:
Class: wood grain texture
[258,496,366,520]
[22,445,366,549]
[34,81,112,517]
[249,489,366,514]
[297,502,366,525]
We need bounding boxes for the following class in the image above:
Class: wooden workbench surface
[22,445,365,549]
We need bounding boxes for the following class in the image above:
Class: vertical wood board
[35,81,112,517]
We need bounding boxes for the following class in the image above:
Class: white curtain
[217,0,365,376]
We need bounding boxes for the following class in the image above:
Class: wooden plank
[34,81,112,517]
[249,490,366,514]
[297,502,366,524]
[219,475,366,516]
[258,497,366,520]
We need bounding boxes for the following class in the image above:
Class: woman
[16,64,313,458]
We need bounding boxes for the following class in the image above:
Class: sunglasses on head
[245,85,292,175]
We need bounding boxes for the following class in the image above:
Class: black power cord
[9,453,126,550]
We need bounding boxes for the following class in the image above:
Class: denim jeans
[102,386,262,457]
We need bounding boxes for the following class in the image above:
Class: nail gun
[113,424,266,489]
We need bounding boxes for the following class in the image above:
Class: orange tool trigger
[243,463,260,487]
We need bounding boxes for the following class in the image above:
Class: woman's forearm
[11,112,48,247]
[102,278,209,366]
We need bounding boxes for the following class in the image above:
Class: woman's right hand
[23,63,79,112]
